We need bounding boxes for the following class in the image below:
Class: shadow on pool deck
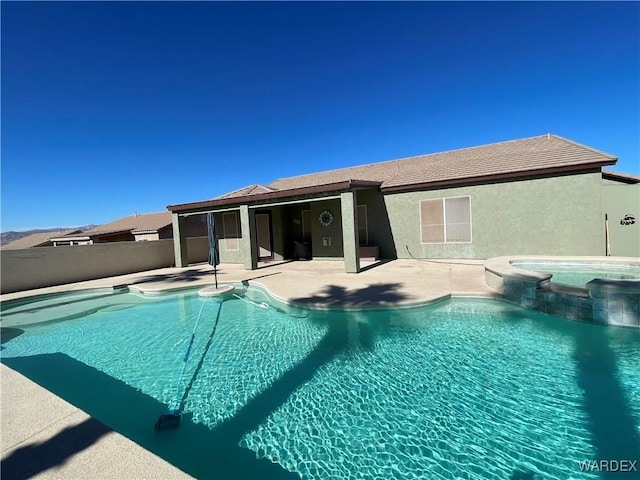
[290,282,407,308]
[127,260,289,286]
[1,417,112,480]
[127,269,220,286]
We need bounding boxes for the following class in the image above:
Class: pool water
[511,262,640,289]
[2,288,639,479]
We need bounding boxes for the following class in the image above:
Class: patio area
[1,259,497,479]
[1,258,496,305]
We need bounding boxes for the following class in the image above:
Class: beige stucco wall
[1,237,209,294]
[384,172,606,259]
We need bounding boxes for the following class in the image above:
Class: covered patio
[167,180,383,274]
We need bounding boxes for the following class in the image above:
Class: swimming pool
[511,262,640,289]
[2,287,639,479]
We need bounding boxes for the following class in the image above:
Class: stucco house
[2,212,209,250]
[48,212,175,245]
[48,212,208,246]
[167,134,640,273]
[1,229,83,249]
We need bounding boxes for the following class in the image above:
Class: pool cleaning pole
[605,213,611,256]
[155,298,209,430]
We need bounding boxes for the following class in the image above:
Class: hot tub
[510,261,640,289]
[485,256,640,328]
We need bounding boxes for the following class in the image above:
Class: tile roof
[3,213,174,249]
[168,134,618,212]
[80,212,172,237]
[215,184,279,200]
[268,134,617,192]
[2,230,82,249]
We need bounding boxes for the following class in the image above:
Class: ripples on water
[2,290,639,479]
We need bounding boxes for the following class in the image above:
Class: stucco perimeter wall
[1,237,209,294]
[385,172,604,259]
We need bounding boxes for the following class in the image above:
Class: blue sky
[2,1,638,231]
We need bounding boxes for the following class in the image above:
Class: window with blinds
[223,212,240,251]
[420,196,472,243]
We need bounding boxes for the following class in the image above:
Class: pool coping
[484,255,640,329]
[485,255,640,281]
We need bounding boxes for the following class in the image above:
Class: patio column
[341,191,360,273]
[239,205,258,270]
[171,213,189,268]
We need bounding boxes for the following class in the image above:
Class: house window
[357,205,368,245]
[223,212,240,251]
[420,196,472,243]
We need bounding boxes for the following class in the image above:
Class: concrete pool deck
[1,259,496,479]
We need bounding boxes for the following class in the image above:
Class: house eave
[167,180,382,214]
[380,162,615,194]
[602,170,640,184]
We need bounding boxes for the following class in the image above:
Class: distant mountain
[1,226,99,245]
